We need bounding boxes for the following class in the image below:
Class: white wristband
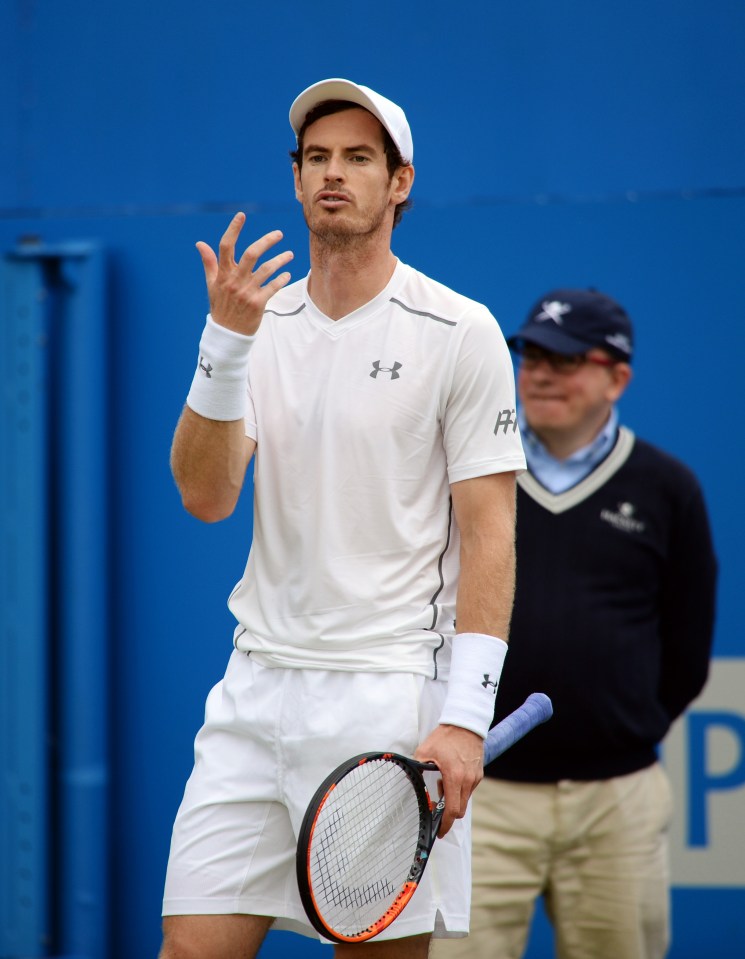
[439,633,509,739]
[186,314,255,421]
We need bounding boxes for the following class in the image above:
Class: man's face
[292,107,404,244]
[517,345,631,444]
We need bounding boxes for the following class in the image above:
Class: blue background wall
[1,1,743,956]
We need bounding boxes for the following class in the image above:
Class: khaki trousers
[431,764,672,959]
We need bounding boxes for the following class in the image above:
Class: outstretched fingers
[196,214,294,335]
[238,227,284,266]
[195,240,218,287]
[250,247,295,288]
[217,211,247,268]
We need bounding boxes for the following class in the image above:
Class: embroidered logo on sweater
[600,501,645,533]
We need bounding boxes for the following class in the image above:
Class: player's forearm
[170,406,253,522]
[439,473,516,746]
[456,532,515,638]
[458,561,515,640]
[453,473,517,639]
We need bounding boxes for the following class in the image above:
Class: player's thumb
[195,241,218,288]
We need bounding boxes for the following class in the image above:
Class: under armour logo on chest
[370,360,402,380]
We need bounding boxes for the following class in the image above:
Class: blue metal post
[49,246,110,959]
[0,253,52,956]
[1,242,110,959]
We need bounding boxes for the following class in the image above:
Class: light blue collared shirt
[518,407,620,494]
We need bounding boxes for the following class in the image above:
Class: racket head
[296,751,440,944]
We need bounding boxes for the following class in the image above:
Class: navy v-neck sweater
[486,427,718,783]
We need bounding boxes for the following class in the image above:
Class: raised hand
[196,212,294,336]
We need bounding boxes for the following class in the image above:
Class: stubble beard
[303,199,391,254]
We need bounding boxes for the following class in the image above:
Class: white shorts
[162,650,471,942]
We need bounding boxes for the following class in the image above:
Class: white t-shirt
[229,260,526,676]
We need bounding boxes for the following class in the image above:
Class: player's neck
[307,236,397,321]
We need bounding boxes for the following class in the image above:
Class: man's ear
[608,362,633,402]
[293,161,303,203]
[391,163,415,205]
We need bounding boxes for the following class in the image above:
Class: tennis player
[160,78,526,959]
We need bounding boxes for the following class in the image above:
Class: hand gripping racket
[296,691,553,943]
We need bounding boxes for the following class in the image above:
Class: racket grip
[483,692,553,766]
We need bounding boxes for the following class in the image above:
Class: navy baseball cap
[507,288,634,362]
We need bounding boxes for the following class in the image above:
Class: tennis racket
[296,691,552,943]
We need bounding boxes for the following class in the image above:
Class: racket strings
[308,758,426,934]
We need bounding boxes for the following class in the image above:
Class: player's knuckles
[218,275,260,302]
[237,287,269,309]
[251,263,275,284]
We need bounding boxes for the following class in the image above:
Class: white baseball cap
[289,78,414,164]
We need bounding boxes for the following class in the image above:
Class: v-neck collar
[517,426,636,514]
[302,260,409,337]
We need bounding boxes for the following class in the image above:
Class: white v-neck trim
[303,260,409,336]
[517,427,636,514]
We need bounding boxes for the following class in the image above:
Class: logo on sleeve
[482,674,499,692]
[494,409,518,435]
[199,356,213,378]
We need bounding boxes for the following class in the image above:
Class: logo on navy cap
[535,300,572,325]
[605,332,632,355]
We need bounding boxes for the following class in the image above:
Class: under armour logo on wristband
[482,674,499,691]
[199,357,213,378]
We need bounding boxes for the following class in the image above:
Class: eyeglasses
[515,343,618,375]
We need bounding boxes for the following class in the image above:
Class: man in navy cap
[434,288,717,959]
